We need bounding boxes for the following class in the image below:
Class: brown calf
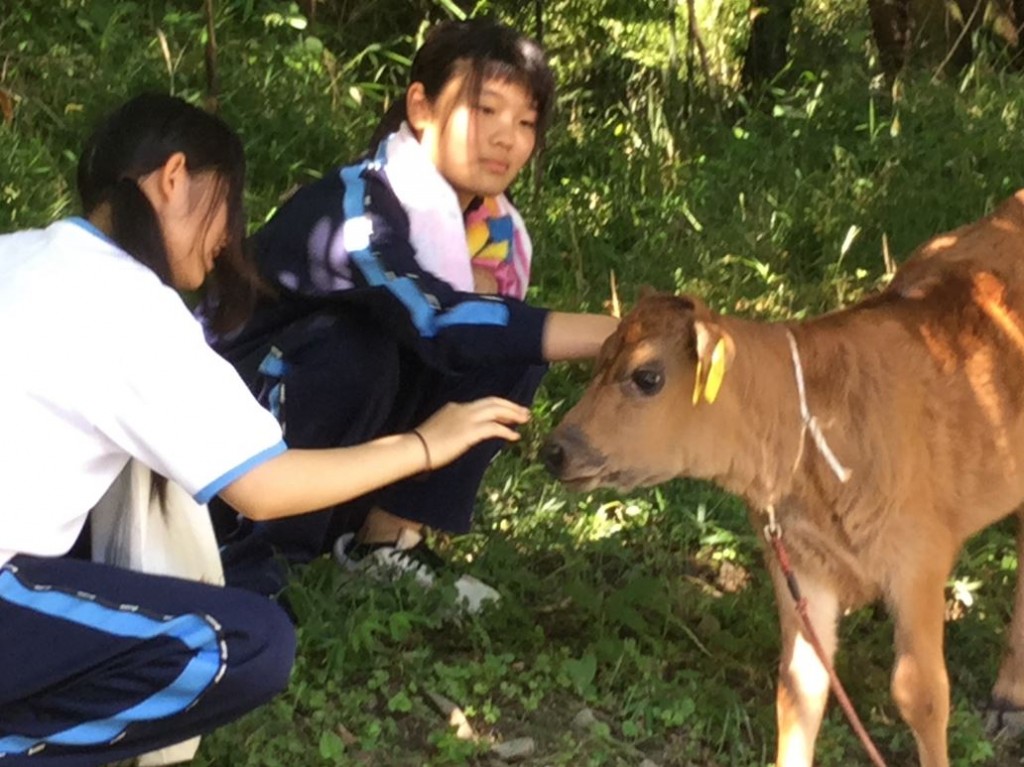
[542,191,1024,767]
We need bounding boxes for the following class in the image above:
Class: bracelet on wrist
[411,428,432,472]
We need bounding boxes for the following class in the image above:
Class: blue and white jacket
[208,126,549,383]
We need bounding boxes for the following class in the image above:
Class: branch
[931,0,983,83]
[204,0,220,112]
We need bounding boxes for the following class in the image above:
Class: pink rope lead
[764,512,888,767]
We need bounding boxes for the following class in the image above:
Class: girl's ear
[138,151,189,212]
[405,82,431,135]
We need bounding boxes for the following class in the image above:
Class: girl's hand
[413,397,530,470]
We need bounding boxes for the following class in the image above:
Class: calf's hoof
[985,698,1024,737]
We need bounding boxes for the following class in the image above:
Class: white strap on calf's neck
[785,329,852,483]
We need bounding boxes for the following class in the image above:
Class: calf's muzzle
[540,423,607,485]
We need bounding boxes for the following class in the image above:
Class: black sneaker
[333,529,500,613]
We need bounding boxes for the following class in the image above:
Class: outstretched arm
[219,397,529,521]
[542,312,619,362]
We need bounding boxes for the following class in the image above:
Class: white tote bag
[91,459,225,765]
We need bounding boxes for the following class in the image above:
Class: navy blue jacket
[210,157,549,380]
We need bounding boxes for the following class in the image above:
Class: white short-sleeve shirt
[0,219,286,565]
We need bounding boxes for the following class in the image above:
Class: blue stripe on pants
[0,555,295,766]
[0,567,223,753]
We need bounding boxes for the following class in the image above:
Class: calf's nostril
[540,440,566,476]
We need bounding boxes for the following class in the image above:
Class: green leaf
[387,690,413,713]
[562,653,597,696]
[433,0,467,21]
[388,611,412,641]
[318,730,345,760]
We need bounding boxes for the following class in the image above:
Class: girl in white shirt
[0,93,528,766]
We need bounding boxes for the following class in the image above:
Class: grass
[4,0,1024,764]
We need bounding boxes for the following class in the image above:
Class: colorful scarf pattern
[465,196,531,300]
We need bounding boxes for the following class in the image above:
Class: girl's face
[409,75,538,209]
[139,155,229,291]
[165,175,228,291]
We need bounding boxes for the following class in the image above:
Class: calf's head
[542,293,735,491]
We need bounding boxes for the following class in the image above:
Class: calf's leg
[991,508,1024,723]
[888,565,951,767]
[771,563,840,767]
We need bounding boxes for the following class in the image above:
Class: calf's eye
[631,367,664,395]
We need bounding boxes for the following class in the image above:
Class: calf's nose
[540,438,566,477]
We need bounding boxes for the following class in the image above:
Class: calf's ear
[692,320,735,405]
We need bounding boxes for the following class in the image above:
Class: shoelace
[345,538,448,572]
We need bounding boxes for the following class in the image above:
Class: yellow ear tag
[692,356,705,406]
[703,339,727,404]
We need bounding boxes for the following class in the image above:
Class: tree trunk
[1012,0,1024,66]
[868,0,912,82]
[741,0,798,91]
[869,0,1024,81]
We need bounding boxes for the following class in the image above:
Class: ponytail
[367,100,408,154]
[107,177,174,287]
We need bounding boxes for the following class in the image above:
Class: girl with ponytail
[0,93,529,765]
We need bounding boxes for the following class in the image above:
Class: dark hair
[76,93,262,333]
[368,18,556,153]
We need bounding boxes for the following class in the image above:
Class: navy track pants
[213,306,545,594]
[0,555,295,766]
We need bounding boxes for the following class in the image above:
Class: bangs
[482,59,545,110]
[456,49,556,148]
